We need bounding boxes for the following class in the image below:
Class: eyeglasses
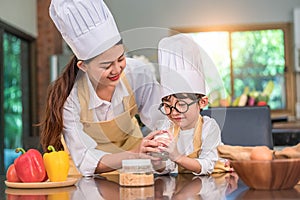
[158,99,199,115]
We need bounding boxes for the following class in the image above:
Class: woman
[40,0,164,176]
[149,34,229,175]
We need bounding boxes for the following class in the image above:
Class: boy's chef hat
[159,34,213,99]
[49,0,121,60]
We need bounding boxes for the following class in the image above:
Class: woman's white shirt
[63,58,164,176]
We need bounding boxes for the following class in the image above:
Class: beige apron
[64,74,143,176]
[77,74,143,152]
[173,115,230,174]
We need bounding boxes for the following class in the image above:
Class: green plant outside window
[189,29,285,110]
[3,32,23,170]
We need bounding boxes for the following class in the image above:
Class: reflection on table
[5,185,76,200]
[2,172,300,200]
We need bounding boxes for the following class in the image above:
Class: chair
[201,106,274,149]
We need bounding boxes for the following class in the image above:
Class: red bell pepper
[14,148,47,182]
[7,194,47,200]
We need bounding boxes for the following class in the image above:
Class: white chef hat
[49,0,121,60]
[158,34,212,99]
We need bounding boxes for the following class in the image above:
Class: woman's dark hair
[39,55,80,152]
[39,39,123,152]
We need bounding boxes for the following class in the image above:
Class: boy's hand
[158,137,182,162]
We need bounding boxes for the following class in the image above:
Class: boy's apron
[65,73,143,176]
[173,115,229,174]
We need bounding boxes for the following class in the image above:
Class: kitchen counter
[272,120,300,146]
[1,173,300,199]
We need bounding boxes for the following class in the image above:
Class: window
[174,23,294,116]
[0,20,37,175]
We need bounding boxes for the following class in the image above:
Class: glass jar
[119,159,154,186]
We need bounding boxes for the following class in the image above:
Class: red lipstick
[108,74,120,81]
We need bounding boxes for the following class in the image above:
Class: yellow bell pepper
[43,145,69,182]
[48,192,70,200]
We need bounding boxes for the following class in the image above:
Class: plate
[5,178,78,189]
[5,185,77,195]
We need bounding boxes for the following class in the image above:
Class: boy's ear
[199,96,209,109]
[77,60,87,72]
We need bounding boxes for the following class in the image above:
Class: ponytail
[40,55,79,152]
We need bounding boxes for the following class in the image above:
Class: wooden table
[2,173,300,199]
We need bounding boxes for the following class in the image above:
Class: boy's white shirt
[161,115,222,175]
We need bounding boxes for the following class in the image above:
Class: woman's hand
[138,130,163,159]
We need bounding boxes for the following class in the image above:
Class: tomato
[6,164,21,182]
[257,101,267,106]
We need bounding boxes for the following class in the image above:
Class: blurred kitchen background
[1,0,300,175]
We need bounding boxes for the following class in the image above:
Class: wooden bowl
[231,158,300,190]
[237,187,300,199]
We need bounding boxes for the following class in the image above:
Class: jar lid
[122,159,151,167]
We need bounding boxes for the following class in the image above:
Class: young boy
[152,34,228,175]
